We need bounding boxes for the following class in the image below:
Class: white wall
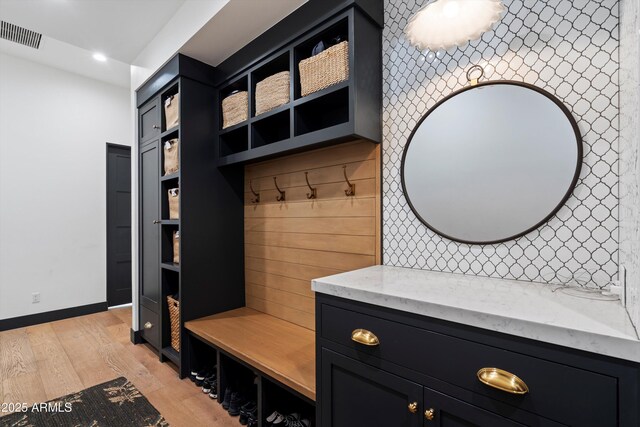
[0,53,131,320]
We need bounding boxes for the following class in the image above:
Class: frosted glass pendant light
[405,0,506,51]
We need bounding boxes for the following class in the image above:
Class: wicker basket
[255,71,290,116]
[299,41,349,97]
[173,231,180,264]
[165,93,180,129]
[163,139,179,175]
[167,295,180,352]
[221,91,248,128]
[168,188,179,219]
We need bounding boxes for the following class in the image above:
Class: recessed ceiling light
[93,52,107,62]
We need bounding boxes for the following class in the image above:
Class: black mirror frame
[400,80,583,245]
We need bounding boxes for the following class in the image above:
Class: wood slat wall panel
[245,160,375,191]
[244,140,381,329]
[245,232,376,255]
[243,179,377,204]
[245,141,377,179]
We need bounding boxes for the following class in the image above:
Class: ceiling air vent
[0,21,42,49]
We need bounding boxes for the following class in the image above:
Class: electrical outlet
[32,292,40,303]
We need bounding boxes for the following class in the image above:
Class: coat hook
[273,177,285,201]
[305,172,317,199]
[343,165,355,196]
[249,180,260,204]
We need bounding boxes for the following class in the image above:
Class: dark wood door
[106,144,132,307]
[140,140,160,312]
[320,348,423,427]
[423,387,525,427]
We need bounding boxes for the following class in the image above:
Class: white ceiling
[0,0,186,63]
[180,0,307,66]
[0,0,307,88]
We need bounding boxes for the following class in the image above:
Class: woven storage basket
[164,93,180,129]
[255,71,290,116]
[299,41,349,97]
[221,91,248,128]
[167,295,180,352]
[173,231,180,264]
[168,188,179,219]
[163,139,179,175]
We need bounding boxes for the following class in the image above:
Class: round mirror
[401,81,582,244]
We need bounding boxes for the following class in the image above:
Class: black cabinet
[423,388,525,427]
[316,294,640,427]
[139,140,160,312]
[215,5,382,166]
[135,54,245,377]
[321,349,422,427]
[139,99,160,144]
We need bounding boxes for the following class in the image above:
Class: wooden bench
[185,307,315,401]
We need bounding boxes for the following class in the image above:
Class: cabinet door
[140,140,160,313]
[139,99,160,144]
[320,349,423,427]
[423,387,525,427]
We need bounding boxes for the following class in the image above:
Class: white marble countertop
[312,265,640,363]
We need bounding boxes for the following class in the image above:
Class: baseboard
[0,302,108,331]
[131,328,143,344]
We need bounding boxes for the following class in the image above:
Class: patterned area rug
[0,377,168,427]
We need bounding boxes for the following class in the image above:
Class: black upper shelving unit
[215,6,382,166]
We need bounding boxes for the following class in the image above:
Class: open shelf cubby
[161,224,179,266]
[251,50,292,118]
[219,125,249,157]
[161,181,180,220]
[293,16,349,100]
[295,86,349,136]
[215,7,380,166]
[252,110,290,148]
[161,83,180,132]
[219,76,249,131]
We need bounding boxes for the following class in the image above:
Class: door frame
[106,143,132,307]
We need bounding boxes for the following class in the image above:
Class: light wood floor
[0,308,237,426]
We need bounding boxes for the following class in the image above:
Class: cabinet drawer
[320,303,617,426]
[140,305,160,350]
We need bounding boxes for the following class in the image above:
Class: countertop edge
[312,278,640,363]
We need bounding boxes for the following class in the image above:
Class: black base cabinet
[316,294,640,427]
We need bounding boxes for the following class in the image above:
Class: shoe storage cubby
[262,378,315,427]
[215,6,381,166]
[187,331,315,427]
[218,353,259,406]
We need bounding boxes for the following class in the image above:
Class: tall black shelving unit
[135,55,244,377]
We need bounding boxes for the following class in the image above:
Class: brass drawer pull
[144,321,153,329]
[477,368,529,395]
[424,408,435,421]
[408,402,418,414]
[351,329,380,346]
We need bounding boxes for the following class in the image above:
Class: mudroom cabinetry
[135,54,245,378]
[314,267,640,427]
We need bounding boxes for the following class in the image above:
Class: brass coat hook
[343,165,355,196]
[305,172,317,199]
[249,180,260,204]
[273,177,285,201]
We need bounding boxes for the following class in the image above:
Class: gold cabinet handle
[144,321,153,329]
[351,329,380,346]
[424,408,435,421]
[408,402,418,414]
[477,368,529,395]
